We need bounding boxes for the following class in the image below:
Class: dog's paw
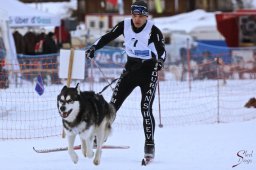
[69,151,79,164]
[82,150,87,157]
[93,149,102,165]
[81,147,87,157]
[93,158,100,166]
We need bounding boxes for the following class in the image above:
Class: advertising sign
[86,47,127,81]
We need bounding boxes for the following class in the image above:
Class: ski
[33,145,130,153]
[141,156,153,166]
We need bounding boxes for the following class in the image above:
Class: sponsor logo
[134,50,149,57]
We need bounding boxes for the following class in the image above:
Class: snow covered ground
[0,76,256,170]
[0,120,255,170]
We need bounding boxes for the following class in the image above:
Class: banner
[86,47,126,82]
[59,49,85,80]
[155,0,163,14]
[9,16,60,27]
[93,47,127,68]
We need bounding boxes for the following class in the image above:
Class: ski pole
[157,78,163,128]
[90,58,115,91]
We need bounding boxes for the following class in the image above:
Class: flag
[35,75,44,96]
[118,0,124,15]
[155,0,163,13]
[107,0,118,6]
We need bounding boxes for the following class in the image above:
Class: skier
[85,0,166,161]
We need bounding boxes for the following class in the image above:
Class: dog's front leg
[85,135,94,159]
[68,134,79,164]
[93,128,105,165]
[93,137,103,165]
[80,137,87,157]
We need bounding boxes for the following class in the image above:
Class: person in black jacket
[43,32,58,54]
[13,30,25,54]
[42,32,60,84]
[85,0,166,159]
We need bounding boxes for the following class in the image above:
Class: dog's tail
[109,103,116,123]
[245,97,256,108]
[101,104,116,143]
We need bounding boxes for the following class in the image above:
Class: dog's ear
[61,85,67,92]
[75,83,79,88]
[76,83,80,95]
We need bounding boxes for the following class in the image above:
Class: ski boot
[144,141,155,159]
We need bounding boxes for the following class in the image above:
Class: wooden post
[62,48,74,138]
[67,48,74,87]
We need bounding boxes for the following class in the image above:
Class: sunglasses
[131,5,148,16]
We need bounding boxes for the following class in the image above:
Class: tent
[0,9,19,74]
[0,0,61,82]
[0,0,60,27]
[153,9,224,40]
[0,0,61,65]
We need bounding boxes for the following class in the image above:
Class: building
[20,0,70,2]
[77,0,234,21]
[19,0,234,21]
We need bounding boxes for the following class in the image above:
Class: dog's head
[57,83,81,121]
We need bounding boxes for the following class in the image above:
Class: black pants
[110,58,158,143]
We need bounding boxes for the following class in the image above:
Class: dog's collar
[62,116,89,128]
[63,120,89,134]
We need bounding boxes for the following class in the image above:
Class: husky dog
[57,83,116,165]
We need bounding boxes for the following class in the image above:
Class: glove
[85,45,96,59]
[157,58,164,71]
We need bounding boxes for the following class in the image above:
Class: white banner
[59,49,85,80]
[9,16,60,27]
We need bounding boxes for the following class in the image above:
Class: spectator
[54,20,71,49]
[13,30,25,54]
[199,51,217,79]
[43,32,58,54]
[24,30,37,55]
[42,32,60,84]
[34,32,46,54]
